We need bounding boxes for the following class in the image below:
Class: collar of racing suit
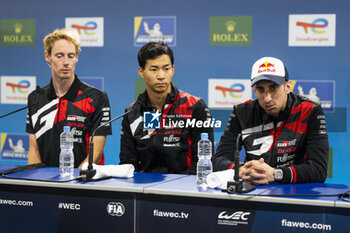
[46,74,81,101]
[136,82,179,110]
[259,93,294,125]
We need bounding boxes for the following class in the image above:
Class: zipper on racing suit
[267,121,278,165]
[55,97,61,123]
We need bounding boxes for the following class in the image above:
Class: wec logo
[218,211,250,221]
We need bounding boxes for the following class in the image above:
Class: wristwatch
[274,169,283,182]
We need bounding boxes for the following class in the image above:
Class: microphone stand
[0,106,28,119]
[79,109,131,181]
[0,86,42,119]
[225,133,256,194]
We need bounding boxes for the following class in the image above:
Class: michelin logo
[134,16,176,47]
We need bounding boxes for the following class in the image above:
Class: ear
[252,85,258,95]
[138,67,144,79]
[44,51,51,66]
[172,65,175,76]
[284,80,293,94]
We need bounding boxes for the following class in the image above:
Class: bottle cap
[63,126,71,131]
[200,133,208,138]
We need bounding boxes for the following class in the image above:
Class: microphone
[0,86,42,119]
[225,114,268,194]
[226,133,256,193]
[79,109,132,181]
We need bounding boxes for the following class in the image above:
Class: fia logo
[107,202,125,217]
[143,111,161,129]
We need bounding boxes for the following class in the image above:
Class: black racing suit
[213,92,329,184]
[26,76,112,167]
[119,83,214,174]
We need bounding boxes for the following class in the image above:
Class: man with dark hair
[213,57,329,184]
[119,41,213,174]
[26,28,112,168]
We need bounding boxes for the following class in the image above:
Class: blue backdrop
[0,0,349,184]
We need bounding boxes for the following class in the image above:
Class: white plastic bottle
[60,126,74,177]
[196,133,213,187]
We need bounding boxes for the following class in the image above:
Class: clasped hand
[239,158,275,185]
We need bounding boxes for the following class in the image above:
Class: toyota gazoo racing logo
[277,139,296,147]
[106,202,125,217]
[217,211,251,226]
[258,62,276,74]
[67,115,86,122]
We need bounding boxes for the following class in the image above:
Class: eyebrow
[150,64,171,68]
[54,52,76,55]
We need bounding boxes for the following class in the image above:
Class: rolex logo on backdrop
[209,16,252,46]
[1,19,36,46]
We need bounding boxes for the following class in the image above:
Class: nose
[157,70,166,80]
[263,91,272,103]
[63,56,69,65]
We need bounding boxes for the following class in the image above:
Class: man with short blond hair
[26,28,112,168]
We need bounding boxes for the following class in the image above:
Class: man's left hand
[239,158,275,185]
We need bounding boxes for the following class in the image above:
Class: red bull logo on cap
[258,62,276,74]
